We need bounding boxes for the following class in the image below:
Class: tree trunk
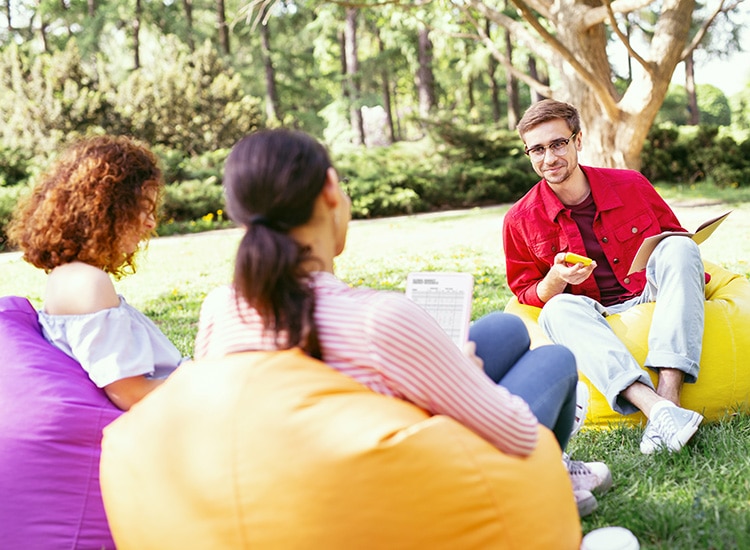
[415,25,436,118]
[133,0,141,70]
[182,0,195,52]
[550,0,694,169]
[527,57,546,103]
[483,19,499,123]
[468,78,477,121]
[503,26,519,129]
[37,10,48,53]
[4,0,11,31]
[216,0,230,55]
[260,7,280,124]
[377,31,396,143]
[685,53,699,125]
[344,7,365,146]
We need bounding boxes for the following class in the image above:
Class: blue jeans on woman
[470,312,578,450]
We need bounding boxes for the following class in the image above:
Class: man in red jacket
[503,99,704,456]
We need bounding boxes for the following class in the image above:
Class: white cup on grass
[580,526,639,550]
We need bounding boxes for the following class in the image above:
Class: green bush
[0,146,31,187]
[161,179,226,223]
[656,83,732,126]
[0,185,27,252]
[0,40,115,160]
[641,124,750,186]
[333,122,537,218]
[154,146,229,185]
[113,39,263,155]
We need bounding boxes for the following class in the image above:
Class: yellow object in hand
[564,252,593,266]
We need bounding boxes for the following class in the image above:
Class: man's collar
[538,165,624,221]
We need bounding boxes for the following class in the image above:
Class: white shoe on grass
[564,453,613,495]
[640,401,703,455]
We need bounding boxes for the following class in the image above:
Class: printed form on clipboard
[406,272,474,348]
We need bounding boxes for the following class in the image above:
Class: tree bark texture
[416,25,436,118]
[344,7,365,146]
[182,0,195,52]
[216,0,230,55]
[133,0,141,70]
[503,27,519,129]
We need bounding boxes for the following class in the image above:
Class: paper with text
[406,272,474,348]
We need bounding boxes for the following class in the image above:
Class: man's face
[522,119,581,185]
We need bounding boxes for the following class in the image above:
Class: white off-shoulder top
[38,296,184,388]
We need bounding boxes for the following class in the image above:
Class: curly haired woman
[7,135,184,410]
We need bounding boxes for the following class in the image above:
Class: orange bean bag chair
[100,349,581,549]
[505,260,750,428]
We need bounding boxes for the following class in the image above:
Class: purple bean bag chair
[0,296,122,549]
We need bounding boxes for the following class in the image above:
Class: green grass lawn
[2,198,750,548]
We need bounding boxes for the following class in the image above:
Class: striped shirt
[194,271,539,456]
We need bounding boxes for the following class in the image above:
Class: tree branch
[503,0,620,117]
[601,0,654,76]
[237,0,430,28]
[236,0,278,28]
[680,0,744,60]
[582,0,657,28]
[457,4,553,97]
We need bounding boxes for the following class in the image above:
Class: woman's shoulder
[44,262,119,315]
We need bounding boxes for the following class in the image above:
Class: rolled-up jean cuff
[645,352,699,384]
[607,370,655,415]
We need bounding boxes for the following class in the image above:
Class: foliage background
[0,0,749,249]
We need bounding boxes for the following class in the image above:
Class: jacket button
[613,258,619,264]
[602,237,608,243]
[631,227,638,233]
[624,277,630,284]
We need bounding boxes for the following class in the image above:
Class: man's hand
[554,252,597,285]
[536,252,597,303]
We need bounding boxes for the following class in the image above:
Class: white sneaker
[574,489,598,518]
[571,381,590,438]
[640,402,703,455]
[564,453,613,495]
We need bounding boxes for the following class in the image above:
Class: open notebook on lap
[405,272,474,348]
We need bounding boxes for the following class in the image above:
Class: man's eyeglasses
[524,132,577,161]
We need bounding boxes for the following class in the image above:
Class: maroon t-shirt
[569,194,636,306]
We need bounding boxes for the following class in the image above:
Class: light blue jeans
[470,312,578,450]
[538,237,705,415]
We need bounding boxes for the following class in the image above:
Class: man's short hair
[517,99,581,138]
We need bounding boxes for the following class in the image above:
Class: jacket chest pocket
[530,237,567,265]
[612,212,660,244]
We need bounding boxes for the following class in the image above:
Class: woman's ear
[320,167,341,207]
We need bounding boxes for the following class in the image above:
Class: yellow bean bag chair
[100,349,581,550]
[505,260,750,428]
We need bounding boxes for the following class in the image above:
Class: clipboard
[406,272,474,348]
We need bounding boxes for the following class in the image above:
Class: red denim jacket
[503,166,686,308]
